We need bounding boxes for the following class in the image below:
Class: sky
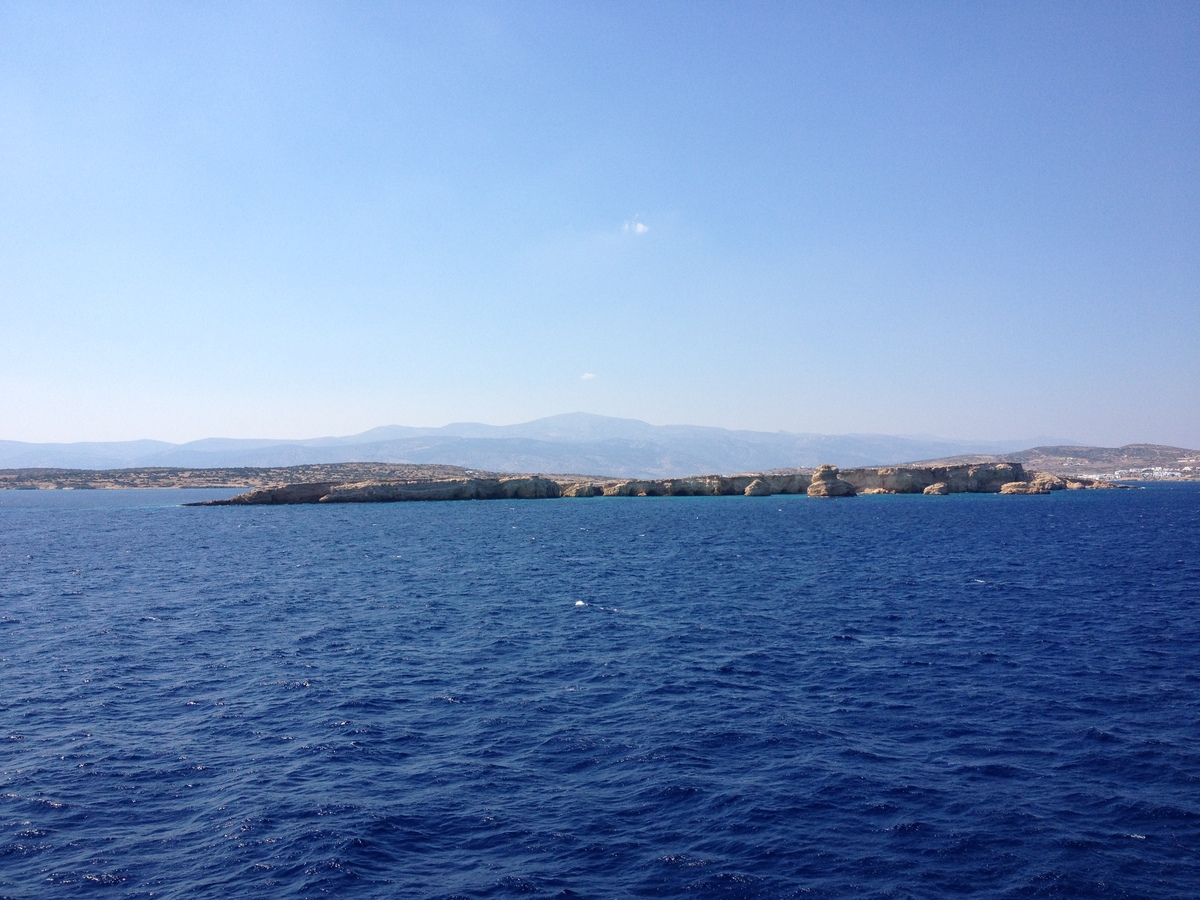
[2,1,1198,447]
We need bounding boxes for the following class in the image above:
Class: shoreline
[187,463,1126,506]
[0,462,1138,499]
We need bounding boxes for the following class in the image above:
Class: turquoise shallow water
[2,485,1199,897]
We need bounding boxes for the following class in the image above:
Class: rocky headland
[190,462,1123,506]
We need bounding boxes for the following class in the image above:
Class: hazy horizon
[1,409,1088,452]
[0,410,1120,480]
[0,408,1186,452]
[3,3,1197,447]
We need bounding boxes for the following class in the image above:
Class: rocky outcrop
[840,463,1026,494]
[757,473,811,495]
[1064,477,1125,490]
[807,464,857,498]
[999,481,1051,495]
[599,474,806,497]
[603,479,666,497]
[191,462,1123,506]
[203,482,337,505]
[669,475,754,496]
[971,471,1122,495]
[196,476,561,505]
[497,477,562,499]
[744,478,773,496]
[322,480,476,502]
[322,476,561,502]
[561,482,602,497]
[1031,473,1067,491]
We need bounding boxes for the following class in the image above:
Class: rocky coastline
[190,463,1123,506]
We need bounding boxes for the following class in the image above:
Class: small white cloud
[580,372,596,380]
[623,221,649,235]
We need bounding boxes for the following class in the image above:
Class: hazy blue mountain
[0,439,177,470]
[0,413,1066,478]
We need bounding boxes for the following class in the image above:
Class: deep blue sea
[2,485,1198,898]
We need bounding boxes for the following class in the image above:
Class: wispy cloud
[623,220,649,235]
[580,372,596,380]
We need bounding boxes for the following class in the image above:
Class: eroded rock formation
[1032,473,1067,491]
[807,464,857,498]
[840,463,1026,494]
[560,482,602,498]
[207,482,336,505]
[191,462,1120,506]
[198,476,561,505]
[999,481,1051,495]
[595,474,809,497]
[744,478,773,496]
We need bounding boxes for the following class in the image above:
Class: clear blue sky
[2,1,1197,446]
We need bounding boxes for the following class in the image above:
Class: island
[188,462,1122,506]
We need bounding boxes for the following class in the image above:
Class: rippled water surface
[2,485,1199,898]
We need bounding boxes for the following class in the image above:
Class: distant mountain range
[1,412,1079,478]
